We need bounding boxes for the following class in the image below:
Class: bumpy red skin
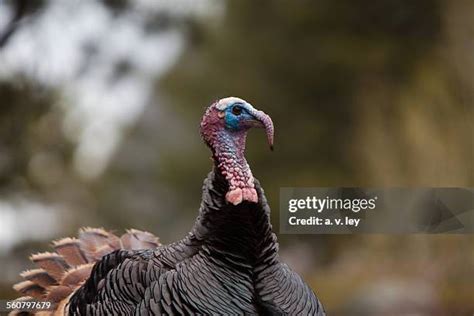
[200,104,258,205]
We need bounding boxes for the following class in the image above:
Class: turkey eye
[232,106,242,115]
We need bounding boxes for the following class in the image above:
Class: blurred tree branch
[0,0,28,48]
[0,0,46,48]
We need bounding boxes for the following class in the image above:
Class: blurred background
[0,0,473,315]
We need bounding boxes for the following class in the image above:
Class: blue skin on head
[224,103,254,131]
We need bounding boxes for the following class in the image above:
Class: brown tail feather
[11,228,161,316]
[13,281,45,299]
[121,229,160,250]
[30,253,69,282]
[52,238,88,266]
[78,227,121,262]
[20,269,56,288]
[7,296,36,316]
[59,264,94,287]
[44,285,73,304]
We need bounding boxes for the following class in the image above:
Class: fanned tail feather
[10,228,161,315]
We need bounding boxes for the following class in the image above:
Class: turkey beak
[251,110,274,151]
[242,103,274,150]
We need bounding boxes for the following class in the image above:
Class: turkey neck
[211,130,256,195]
[192,169,278,267]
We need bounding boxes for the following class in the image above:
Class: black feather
[67,170,325,315]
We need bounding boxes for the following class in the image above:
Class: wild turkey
[12,97,325,315]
